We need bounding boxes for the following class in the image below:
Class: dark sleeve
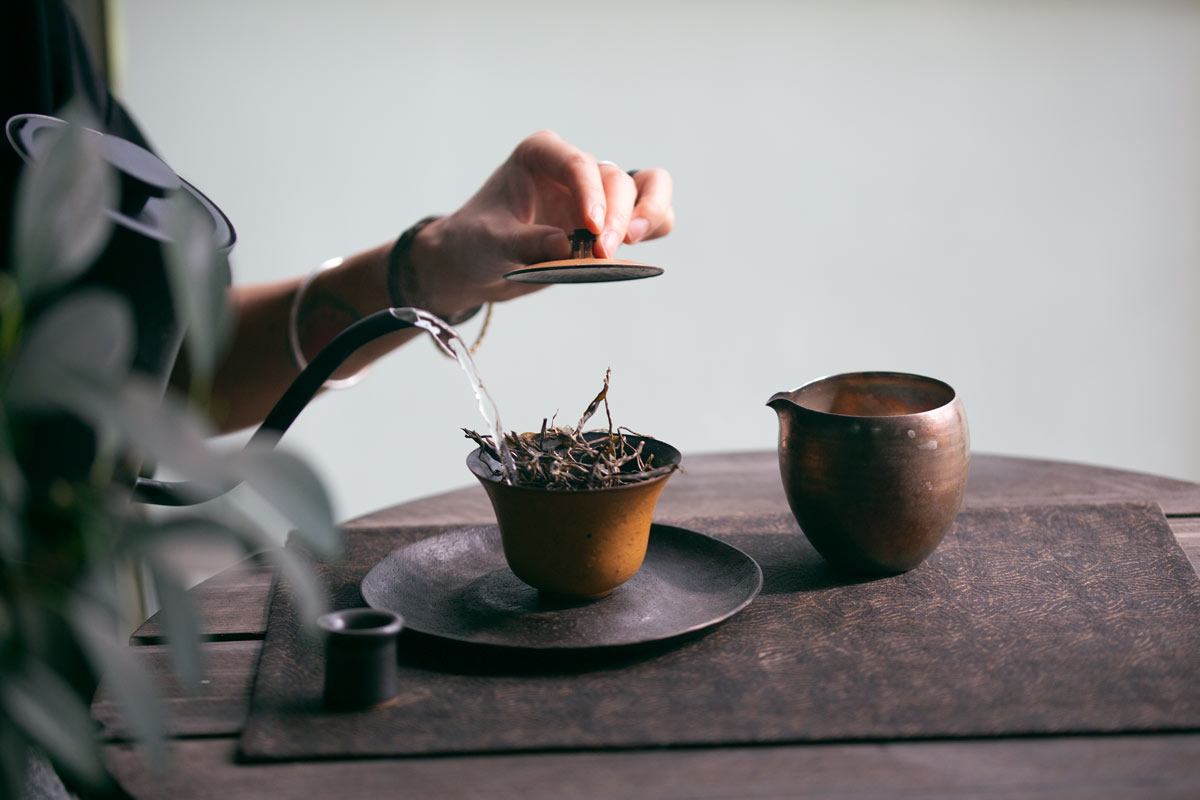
[1,0,151,270]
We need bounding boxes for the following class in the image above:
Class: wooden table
[99,453,1200,799]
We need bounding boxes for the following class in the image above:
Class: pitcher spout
[767,391,798,416]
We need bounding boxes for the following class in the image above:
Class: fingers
[513,131,606,233]
[627,168,674,243]
[479,222,560,303]
[510,131,674,254]
[508,222,571,266]
[597,163,638,259]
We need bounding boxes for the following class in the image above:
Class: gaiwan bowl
[467,434,681,599]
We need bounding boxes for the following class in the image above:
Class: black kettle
[7,113,422,506]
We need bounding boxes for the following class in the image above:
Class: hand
[405,130,675,318]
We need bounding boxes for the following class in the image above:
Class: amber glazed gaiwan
[467,435,681,599]
[768,371,970,575]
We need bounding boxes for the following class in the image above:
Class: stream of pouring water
[400,308,517,483]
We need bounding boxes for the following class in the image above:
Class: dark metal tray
[361,524,762,650]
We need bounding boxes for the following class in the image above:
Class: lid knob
[568,229,596,260]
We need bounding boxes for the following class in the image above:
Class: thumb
[508,224,571,266]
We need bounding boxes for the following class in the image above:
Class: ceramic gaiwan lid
[504,228,663,284]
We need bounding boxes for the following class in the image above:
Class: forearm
[205,241,420,432]
[192,131,675,433]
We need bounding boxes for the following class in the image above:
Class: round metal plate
[504,258,663,284]
[361,524,761,650]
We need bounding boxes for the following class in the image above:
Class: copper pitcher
[768,372,970,574]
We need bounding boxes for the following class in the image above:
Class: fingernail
[626,217,650,243]
[601,231,620,257]
[589,204,605,231]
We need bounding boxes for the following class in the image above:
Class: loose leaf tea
[465,369,677,490]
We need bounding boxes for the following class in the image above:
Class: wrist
[389,215,481,325]
[386,215,440,312]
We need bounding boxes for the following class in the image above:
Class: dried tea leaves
[464,369,676,490]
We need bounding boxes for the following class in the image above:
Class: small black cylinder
[317,608,404,711]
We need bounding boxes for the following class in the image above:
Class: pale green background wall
[112,0,1200,523]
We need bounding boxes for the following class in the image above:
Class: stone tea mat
[238,502,1200,761]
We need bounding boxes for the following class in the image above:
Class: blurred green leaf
[69,600,169,769]
[268,541,327,635]
[162,193,232,386]
[13,120,117,299]
[236,447,339,558]
[124,514,236,551]
[0,658,108,789]
[0,718,29,800]
[145,555,205,689]
[0,408,27,513]
[7,363,229,496]
[0,271,22,357]
[4,290,134,402]
[101,379,225,487]
[0,499,21,562]
[126,506,328,637]
[0,601,11,665]
[0,105,345,800]
[159,502,329,632]
[72,557,126,626]
[0,407,23,561]
[218,497,331,619]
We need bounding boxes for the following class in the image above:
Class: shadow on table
[737,533,880,596]
[391,628,707,676]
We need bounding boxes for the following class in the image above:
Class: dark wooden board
[1176,517,1200,575]
[107,735,1200,800]
[93,641,260,740]
[240,503,1200,761]
[132,561,274,645]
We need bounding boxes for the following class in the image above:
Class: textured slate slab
[239,502,1200,762]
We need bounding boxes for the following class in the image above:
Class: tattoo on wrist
[297,282,362,365]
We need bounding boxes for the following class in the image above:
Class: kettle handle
[134,308,419,506]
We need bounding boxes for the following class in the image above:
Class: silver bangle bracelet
[288,256,370,390]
